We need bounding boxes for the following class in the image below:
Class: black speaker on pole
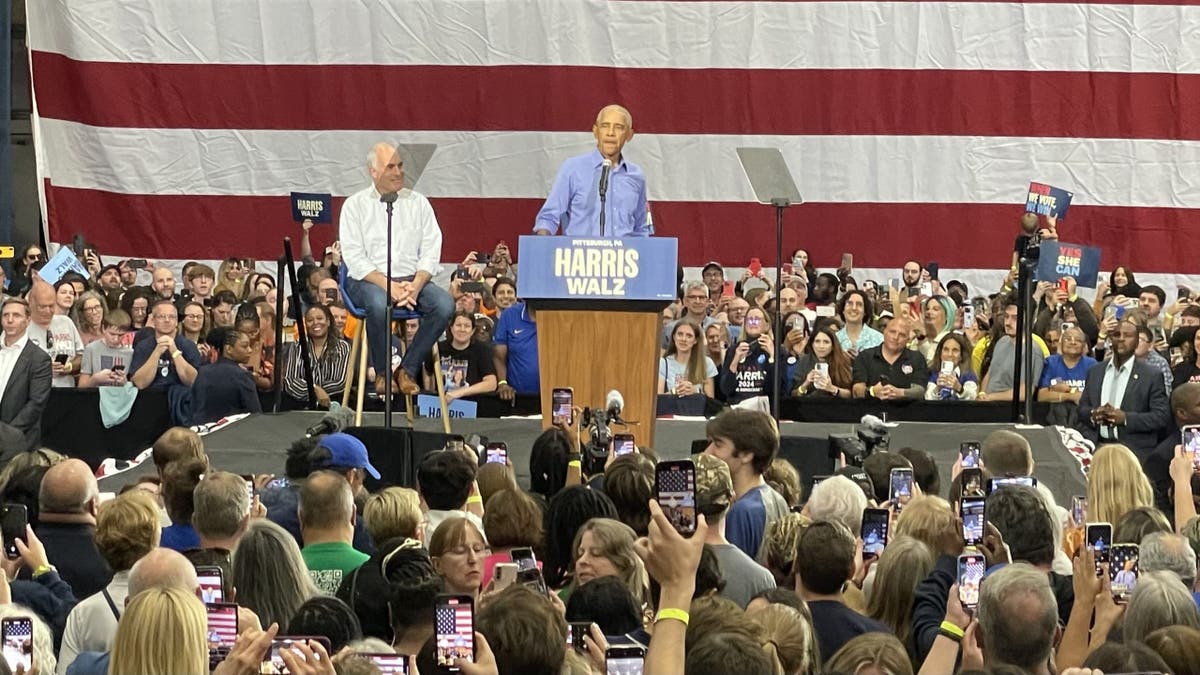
[343,427,462,491]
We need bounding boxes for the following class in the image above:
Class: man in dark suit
[1077,319,1172,461]
[0,298,52,456]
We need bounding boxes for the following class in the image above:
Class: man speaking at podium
[533,104,650,237]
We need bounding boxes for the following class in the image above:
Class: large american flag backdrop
[24,0,1200,285]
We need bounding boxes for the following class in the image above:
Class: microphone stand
[770,197,790,422]
[599,185,608,238]
[381,192,398,430]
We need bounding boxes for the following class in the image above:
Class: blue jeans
[343,275,454,379]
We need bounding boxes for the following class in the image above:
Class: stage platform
[96,412,1087,505]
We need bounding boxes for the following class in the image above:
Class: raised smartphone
[861,508,889,559]
[606,646,646,675]
[960,442,981,469]
[957,553,985,610]
[434,595,474,671]
[960,496,986,547]
[196,565,224,603]
[551,388,573,426]
[614,433,636,457]
[1110,543,1139,602]
[656,460,697,537]
[1,617,33,674]
[1087,522,1113,573]
[1,504,27,560]
[890,468,914,512]
[485,442,508,464]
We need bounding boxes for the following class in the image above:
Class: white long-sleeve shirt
[338,185,442,281]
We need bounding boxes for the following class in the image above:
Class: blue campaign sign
[417,394,477,419]
[1035,241,1102,288]
[516,236,678,301]
[1025,182,1073,219]
[39,246,89,286]
[290,192,332,223]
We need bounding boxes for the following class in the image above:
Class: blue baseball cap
[317,433,381,480]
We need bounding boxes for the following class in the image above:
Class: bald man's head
[127,548,198,600]
[1172,382,1200,426]
[39,459,99,519]
[299,471,355,534]
[28,282,55,326]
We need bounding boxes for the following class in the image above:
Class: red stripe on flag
[30,52,1200,140]
[44,182,1200,272]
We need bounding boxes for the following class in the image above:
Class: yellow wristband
[466,495,483,505]
[567,460,581,469]
[869,385,877,398]
[655,608,689,626]
[171,350,183,359]
[497,379,508,387]
[939,620,964,639]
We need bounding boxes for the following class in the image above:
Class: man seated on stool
[340,142,453,396]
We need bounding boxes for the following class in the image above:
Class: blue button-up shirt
[534,149,649,237]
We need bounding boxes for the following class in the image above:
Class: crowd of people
[0,403,1194,674]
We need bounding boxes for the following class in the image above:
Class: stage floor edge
[97,411,1087,504]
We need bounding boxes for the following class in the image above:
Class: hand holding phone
[1,617,33,674]
[551,388,574,426]
[614,434,636,457]
[1086,523,1113,575]
[890,468,914,513]
[485,442,508,464]
[1,505,27,560]
[435,595,474,671]
[957,553,985,610]
[960,497,986,547]
[860,508,889,558]
[959,442,981,469]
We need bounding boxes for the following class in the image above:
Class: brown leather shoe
[395,369,420,396]
[374,374,389,396]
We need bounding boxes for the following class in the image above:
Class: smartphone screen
[1087,523,1113,570]
[613,434,636,457]
[960,442,981,469]
[656,460,697,537]
[510,547,537,572]
[568,622,591,652]
[1110,544,1139,601]
[435,595,474,671]
[960,468,984,498]
[359,653,409,675]
[957,553,985,609]
[1071,496,1087,525]
[54,353,69,365]
[551,388,573,426]
[961,497,986,546]
[986,475,1037,494]
[240,475,255,511]
[446,435,466,453]
[1,505,27,560]
[890,468,914,512]
[963,306,975,326]
[517,567,550,596]
[721,281,734,298]
[205,603,239,660]
[920,281,933,297]
[485,442,508,464]
[606,646,646,675]
[263,637,332,674]
[196,566,224,603]
[1184,425,1200,470]
[860,508,889,558]
[1,617,33,674]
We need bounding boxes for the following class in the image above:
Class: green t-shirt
[301,541,369,595]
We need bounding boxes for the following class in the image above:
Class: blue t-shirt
[659,355,718,393]
[1038,354,1097,390]
[129,333,203,388]
[493,302,540,394]
[160,523,200,552]
[725,484,789,560]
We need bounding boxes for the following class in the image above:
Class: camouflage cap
[694,453,734,517]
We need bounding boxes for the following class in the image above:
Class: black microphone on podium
[305,402,356,438]
[380,192,398,205]
[598,158,612,237]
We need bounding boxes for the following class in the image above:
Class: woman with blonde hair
[108,587,207,675]
[571,518,648,606]
[864,535,934,651]
[1087,443,1153,526]
[824,632,913,675]
[231,519,320,633]
[747,603,819,675]
[362,487,422,547]
[893,496,956,557]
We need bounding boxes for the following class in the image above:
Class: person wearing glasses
[71,291,108,346]
[8,245,45,298]
[129,299,202,423]
[662,281,717,349]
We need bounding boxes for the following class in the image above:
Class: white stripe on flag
[27,0,1200,74]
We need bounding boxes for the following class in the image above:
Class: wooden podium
[516,236,678,449]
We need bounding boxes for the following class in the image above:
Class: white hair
[1124,570,1200,642]
[595,104,632,128]
[1141,532,1198,588]
[806,475,867,535]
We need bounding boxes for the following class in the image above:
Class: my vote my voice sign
[290,192,332,223]
[516,236,678,301]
